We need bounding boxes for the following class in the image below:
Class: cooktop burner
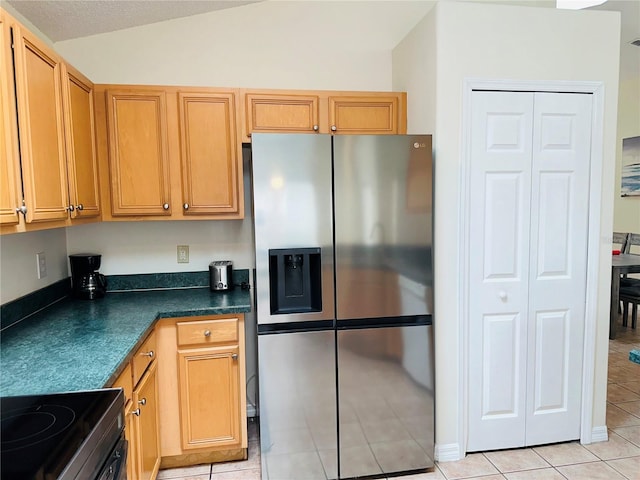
[2,403,76,451]
[1,389,124,480]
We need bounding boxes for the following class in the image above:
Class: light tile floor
[158,322,640,480]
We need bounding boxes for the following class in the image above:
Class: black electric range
[1,388,126,480]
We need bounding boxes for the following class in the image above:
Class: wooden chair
[614,231,629,253]
[619,233,640,328]
[624,233,640,254]
[621,233,640,288]
[620,286,639,329]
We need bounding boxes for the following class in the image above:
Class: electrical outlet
[36,252,47,279]
[177,245,189,264]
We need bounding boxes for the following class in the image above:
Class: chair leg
[623,301,629,327]
[632,302,638,329]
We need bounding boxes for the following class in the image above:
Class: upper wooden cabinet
[97,86,243,220]
[243,92,320,138]
[241,89,406,140]
[328,94,405,135]
[12,21,69,223]
[0,11,21,226]
[0,8,101,234]
[105,89,172,216]
[178,92,241,216]
[62,64,100,219]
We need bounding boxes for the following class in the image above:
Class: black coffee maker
[69,254,107,299]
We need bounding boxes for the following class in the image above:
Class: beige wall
[393,0,620,458]
[0,229,68,303]
[51,0,433,280]
[54,1,431,90]
[613,77,640,233]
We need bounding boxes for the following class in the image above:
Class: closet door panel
[467,91,534,451]
[525,92,592,446]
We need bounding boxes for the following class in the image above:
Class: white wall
[0,229,68,303]
[613,77,640,232]
[392,5,437,135]
[393,0,620,458]
[53,0,433,278]
[54,1,432,90]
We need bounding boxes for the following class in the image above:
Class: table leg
[610,268,620,340]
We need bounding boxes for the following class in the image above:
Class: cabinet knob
[132,408,141,416]
[15,205,27,216]
[247,132,252,137]
[138,398,147,406]
[142,350,154,358]
[76,204,84,211]
[313,125,319,132]
[231,353,238,360]
[67,205,75,212]
[498,291,508,301]
[204,329,211,337]
[183,203,189,210]
[163,203,170,210]
[331,125,337,132]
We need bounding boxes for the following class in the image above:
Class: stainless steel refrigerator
[252,134,434,480]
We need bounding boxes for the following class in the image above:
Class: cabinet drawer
[132,330,157,386]
[177,318,238,347]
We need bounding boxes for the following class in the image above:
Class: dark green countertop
[0,287,251,397]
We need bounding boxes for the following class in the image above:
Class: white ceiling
[4,0,639,80]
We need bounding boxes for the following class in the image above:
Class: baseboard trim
[589,426,609,443]
[435,443,462,462]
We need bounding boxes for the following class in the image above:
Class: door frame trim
[459,78,605,455]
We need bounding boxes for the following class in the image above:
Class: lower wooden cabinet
[157,314,247,468]
[178,345,241,449]
[134,361,161,480]
[111,315,247,477]
[111,332,160,480]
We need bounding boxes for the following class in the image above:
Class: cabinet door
[178,345,241,450]
[328,94,404,135]
[178,92,242,216]
[12,23,69,223]
[106,90,171,216]
[133,361,160,480]
[123,400,138,480]
[244,92,320,138]
[62,64,100,218]
[0,12,21,225]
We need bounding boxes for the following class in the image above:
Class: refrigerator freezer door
[252,134,335,325]
[333,135,433,321]
[258,330,337,480]
[337,325,435,477]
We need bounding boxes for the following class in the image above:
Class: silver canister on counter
[209,261,233,291]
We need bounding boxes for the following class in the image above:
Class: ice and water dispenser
[269,248,322,314]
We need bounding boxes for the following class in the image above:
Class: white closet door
[525,92,591,445]
[468,91,534,451]
[467,91,592,452]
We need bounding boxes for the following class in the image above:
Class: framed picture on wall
[621,136,640,196]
